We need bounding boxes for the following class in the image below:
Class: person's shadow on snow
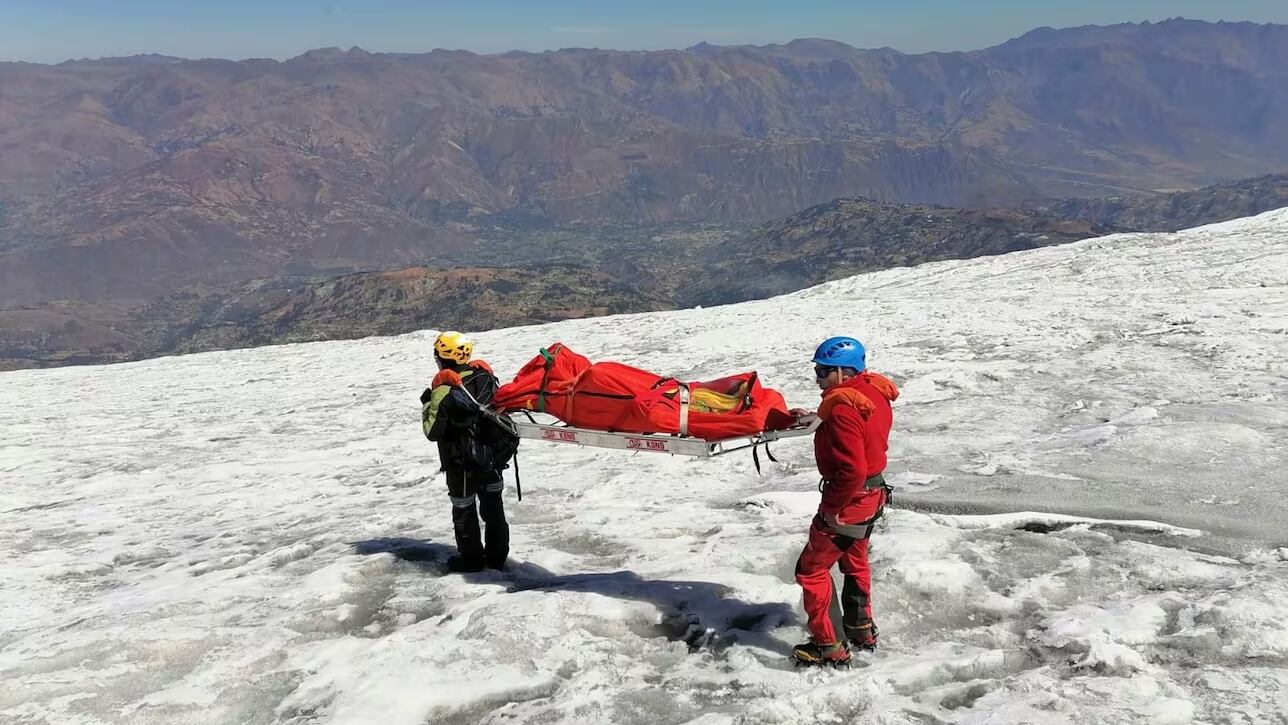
[351,537,459,570]
[349,537,797,657]
[508,567,798,657]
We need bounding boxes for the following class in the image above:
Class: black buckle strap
[820,478,892,542]
[818,473,885,492]
[752,441,779,475]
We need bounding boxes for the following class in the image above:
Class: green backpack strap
[536,346,556,413]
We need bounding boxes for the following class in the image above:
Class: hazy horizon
[3,0,1288,65]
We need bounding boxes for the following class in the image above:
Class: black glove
[419,387,434,405]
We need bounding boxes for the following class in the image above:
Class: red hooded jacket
[813,372,899,522]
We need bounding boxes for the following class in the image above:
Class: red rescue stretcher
[491,343,821,459]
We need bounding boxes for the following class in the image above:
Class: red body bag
[493,343,794,439]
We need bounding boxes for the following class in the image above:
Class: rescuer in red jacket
[791,336,899,666]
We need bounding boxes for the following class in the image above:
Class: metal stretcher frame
[495,412,822,458]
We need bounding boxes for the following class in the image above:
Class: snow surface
[3,210,1287,724]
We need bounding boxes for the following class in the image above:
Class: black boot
[478,486,510,570]
[446,554,485,573]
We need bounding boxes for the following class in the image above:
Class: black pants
[446,469,509,568]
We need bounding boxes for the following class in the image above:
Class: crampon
[791,640,851,668]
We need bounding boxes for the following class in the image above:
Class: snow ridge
[2,210,1287,723]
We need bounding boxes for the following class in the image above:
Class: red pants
[795,504,883,644]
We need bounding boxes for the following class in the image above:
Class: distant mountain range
[3,172,1285,370]
[694,172,1288,305]
[3,19,1288,309]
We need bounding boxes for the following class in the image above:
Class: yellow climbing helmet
[433,330,474,364]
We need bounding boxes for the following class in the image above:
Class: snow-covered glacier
[2,210,1286,723]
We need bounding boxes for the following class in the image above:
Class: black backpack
[460,411,520,472]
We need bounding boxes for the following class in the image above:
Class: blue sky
[3,0,1287,64]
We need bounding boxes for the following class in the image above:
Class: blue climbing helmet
[812,336,866,371]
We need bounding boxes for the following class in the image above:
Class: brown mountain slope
[145,266,671,354]
[4,20,1288,305]
[687,170,1288,307]
[1044,172,1288,231]
[4,169,1287,370]
[0,266,669,369]
[687,200,1112,305]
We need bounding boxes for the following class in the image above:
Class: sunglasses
[814,364,837,379]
